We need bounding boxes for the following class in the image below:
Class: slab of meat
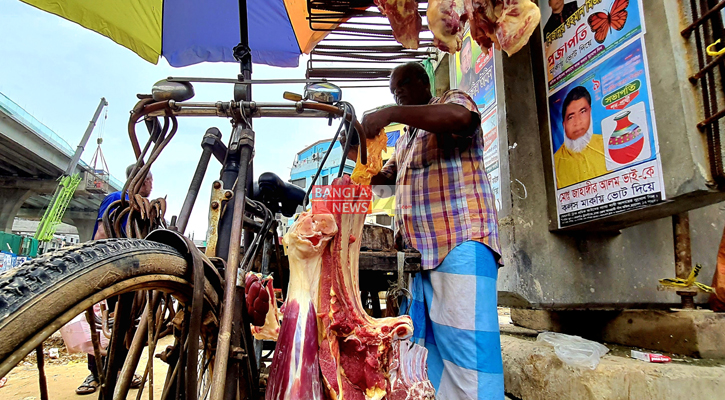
[246,272,281,341]
[350,130,388,186]
[466,0,499,51]
[375,0,422,49]
[427,0,467,53]
[466,0,540,56]
[265,213,338,400]
[387,341,436,400]
[495,0,540,55]
[317,175,417,400]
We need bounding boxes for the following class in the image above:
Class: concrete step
[510,308,725,358]
[502,333,725,400]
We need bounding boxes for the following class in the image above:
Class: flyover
[0,91,123,241]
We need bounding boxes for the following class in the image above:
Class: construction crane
[34,98,108,242]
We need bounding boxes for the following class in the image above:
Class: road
[2,336,173,400]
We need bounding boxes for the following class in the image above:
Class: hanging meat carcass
[267,131,435,399]
[466,0,541,56]
[265,213,337,400]
[427,0,467,53]
[316,175,433,400]
[374,0,422,49]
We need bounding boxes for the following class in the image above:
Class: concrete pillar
[73,218,98,243]
[0,188,34,233]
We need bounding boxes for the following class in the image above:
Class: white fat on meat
[427,0,467,53]
[466,0,540,56]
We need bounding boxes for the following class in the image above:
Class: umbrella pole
[210,3,259,400]
[235,0,253,82]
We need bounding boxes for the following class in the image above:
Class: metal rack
[305,0,436,85]
[681,0,725,187]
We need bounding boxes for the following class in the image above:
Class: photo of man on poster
[542,0,580,39]
[553,86,608,189]
[458,35,475,94]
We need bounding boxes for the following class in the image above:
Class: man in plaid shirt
[347,62,504,399]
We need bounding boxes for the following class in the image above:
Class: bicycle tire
[0,238,221,379]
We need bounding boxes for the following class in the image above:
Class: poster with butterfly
[540,0,645,94]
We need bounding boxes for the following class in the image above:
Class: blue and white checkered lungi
[405,241,503,400]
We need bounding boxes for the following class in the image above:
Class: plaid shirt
[379,90,502,269]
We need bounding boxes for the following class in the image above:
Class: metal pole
[35,345,49,400]
[673,212,693,279]
[672,212,696,309]
[177,128,222,233]
[65,97,108,176]
[238,0,252,77]
[210,130,255,400]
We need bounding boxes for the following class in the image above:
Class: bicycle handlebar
[142,99,368,164]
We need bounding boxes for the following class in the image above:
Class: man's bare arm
[362,104,477,139]
[93,223,107,240]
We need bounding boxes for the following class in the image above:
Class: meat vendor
[343,62,504,400]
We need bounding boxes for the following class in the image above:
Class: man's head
[460,37,473,74]
[126,163,153,197]
[390,62,432,106]
[549,0,564,14]
[561,86,592,141]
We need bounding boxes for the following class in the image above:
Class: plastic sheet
[536,332,609,370]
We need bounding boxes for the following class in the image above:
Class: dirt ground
[2,334,174,400]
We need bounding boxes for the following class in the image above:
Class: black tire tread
[0,239,181,321]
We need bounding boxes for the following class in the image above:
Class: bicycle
[0,78,367,400]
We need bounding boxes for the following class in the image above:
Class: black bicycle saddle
[251,172,305,217]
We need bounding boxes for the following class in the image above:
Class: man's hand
[339,129,359,162]
[361,107,393,139]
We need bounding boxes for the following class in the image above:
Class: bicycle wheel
[0,239,222,399]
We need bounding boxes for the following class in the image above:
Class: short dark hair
[126,164,135,179]
[462,35,472,52]
[561,86,591,121]
[392,62,430,88]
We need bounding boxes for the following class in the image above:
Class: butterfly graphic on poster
[587,0,630,44]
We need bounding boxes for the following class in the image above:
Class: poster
[481,108,502,211]
[540,0,644,93]
[453,28,502,211]
[548,38,665,228]
[455,29,497,112]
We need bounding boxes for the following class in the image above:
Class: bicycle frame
[121,85,367,400]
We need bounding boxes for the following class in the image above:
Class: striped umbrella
[20,0,338,68]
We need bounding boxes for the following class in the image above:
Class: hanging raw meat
[350,130,388,186]
[466,0,541,56]
[375,0,422,49]
[265,213,338,400]
[387,341,436,400]
[317,175,423,400]
[466,0,499,50]
[427,0,467,53]
[245,272,281,341]
[495,0,540,55]
[268,135,435,399]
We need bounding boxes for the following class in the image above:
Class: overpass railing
[0,91,122,191]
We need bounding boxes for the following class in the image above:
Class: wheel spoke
[35,345,49,400]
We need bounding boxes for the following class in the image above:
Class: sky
[0,0,395,239]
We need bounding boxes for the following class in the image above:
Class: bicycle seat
[251,172,306,217]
